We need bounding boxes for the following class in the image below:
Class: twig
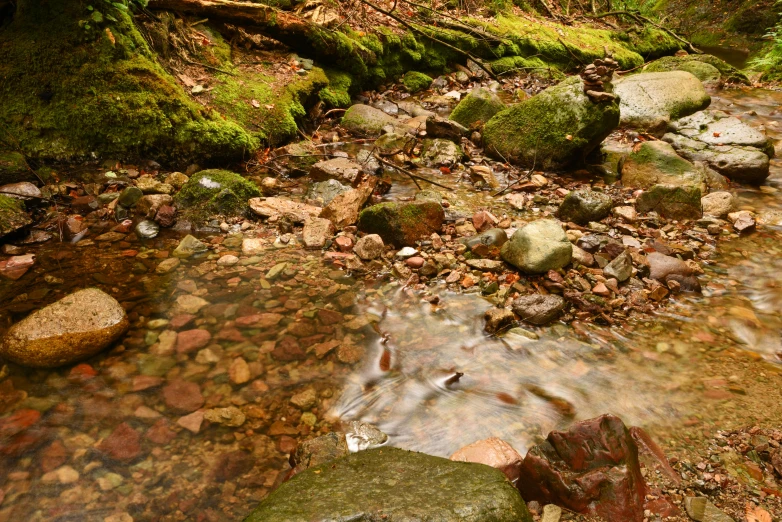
[182,57,237,76]
[492,141,538,197]
[372,154,454,191]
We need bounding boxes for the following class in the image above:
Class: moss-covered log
[0,0,257,163]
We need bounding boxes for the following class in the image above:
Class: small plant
[80,0,149,32]
[750,0,782,78]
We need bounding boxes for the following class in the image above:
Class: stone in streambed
[500,220,572,274]
[341,104,401,137]
[0,288,129,368]
[511,294,566,325]
[558,189,612,225]
[620,140,712,190]
[358,201,444,247]
[449,87,506,129]
[450,437,523,483]
[302,217,335,248]
[484,307,515,334]
[289,432,349,476]
[175,170,260,218]
[684,497,735,522]
[173,234,207,258]
[0,194,31,238]
[603,250,632,282]
[353,234,385,260]
[636,184,702,220]
[701,191,735,218]
[97,422,142,463]
[244,447,532,522]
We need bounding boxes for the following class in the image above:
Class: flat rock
[358,201,444,247]
[500,220,572,274]
[0,288,128,368]
[249,197,322,223]
[341,104,401,137]
[309,158,363,185]
[511,294,566,325]
[0,195,32,238]
[450,437,523,482]
[636,184,702,220]
[302,217,335,248]
[244,447,532,522]
[558,189,612,225]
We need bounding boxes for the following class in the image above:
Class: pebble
[290,388,318,410]
[229,357,251,384]
[406,256,425,268]
[177,411,205,434]
[97,423,141,463]
[156,257,180,274]
[176,329,212,354]
[204,407,246,427]
[217,254,239,266]
[42,465,80,484]
[354,234,385,260]
[162,380,205,413]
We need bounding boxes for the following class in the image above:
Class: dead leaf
[251,99,260,108]
[178,74,196,88]
[264,104,275,110]
[105,27,115,46]
[565,134,573,141]
[713,131,722,137]
[746,504,772,522]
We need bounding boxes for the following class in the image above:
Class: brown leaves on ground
[745,503,772,522]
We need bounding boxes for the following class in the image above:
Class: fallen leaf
[264,104,275,110]
[439,166,451,174]
[251,99,260,108]
[565,134,573,141]
[746,504,772,522]
[105,27,115,45]
[713,131,721,137]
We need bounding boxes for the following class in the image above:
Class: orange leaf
[713,131,721,137]
[746,504,772,522]
[439,166,451,174]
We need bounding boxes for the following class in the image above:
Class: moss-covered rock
[244,447,532,522]
[621,141,706,189]
[483,77,619,169]
[420,138,462,167]
[450,87,506,129]
[558,189,612,225]
[0,194,31,238]
[0,1,256,163]
[175,169,260,219]
[0,152,32,185]
[358,201,444,247]
[319,69,353,108]
[342,104,401,136]
[403,71,433,92]
[636,184,702,220]
[645,57,721,83]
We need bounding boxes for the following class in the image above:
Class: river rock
[302,217,335,248]
[620,141,712,190]
[483,77,619,169]
[636,184,702,220]
[450,437,523,483]
[203,407,245,427]
[97,423,142,463]
[135,219,159,239]
[684,497,735,522]
[484,307,515,334]
[558,189,612,225]
[645,56,721,82]
[136,175,173,195]
[244,447,532,522]
[0,194,31,238]
[162,380,204,414]
[0,181,41,200]
[701,191,735,218]
[341,104,401,136]
[462,228,509,254]
[603,250,632,282]
[354,234,385,260]
[425,115,469,142]
[307,179,351,206]
[320,184,373,229]
[0,288,129,368]
[309,158,363,185]
[517,414,646,522]
[175,170,261,217]
[647,252,700,291]
[613,71,710,134]
[449,87,506,129]
[511,294,566,325]
[118,186,143,207]
[663,110,773,183]
[357,201,444,247]
[249,197,322,223]
[290,432,350,476]
[173,234,207,258]
[421,139,462,167]
[501,220,572,274]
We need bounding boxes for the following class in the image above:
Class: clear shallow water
[0,86,781,520]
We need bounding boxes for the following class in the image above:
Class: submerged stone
[175,170,260,218]
[0,194,31,238]
[244,447,531,522]
[357,201,444,247]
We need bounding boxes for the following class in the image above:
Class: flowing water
[0,86,781,521]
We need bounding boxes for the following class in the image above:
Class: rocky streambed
[0,54,781,522]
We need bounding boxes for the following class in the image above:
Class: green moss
[645,54,750,84]
[319,70,353,108]
[0,194,31,237]
[0,1,256,163]
[449,87,506,129]
[403,71,433,92]
[175,169,261,219]
[357,201,444,247]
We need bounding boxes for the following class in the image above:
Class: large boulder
[621,141,709,190]
[175,170,260,218]
[244,447,532,522]
[357,201,444,247]
[663,110,774,183]
[0,194,31,238]
[0,288,129,368]
[341,104,401,137]
[449,87,506,129]
[558,189,612,225]
[636,184,702,220]
[517,414,646,522]
[483,77,619,169]
[0,152,32,185]
[613,71,710,134]
[644,54,750,85]
[500,220,572,274]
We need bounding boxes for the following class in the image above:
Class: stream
[0,85,781,521]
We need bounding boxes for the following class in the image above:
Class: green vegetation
[175,169,261,219]
[319,70,353,108]
[402,71,433,92]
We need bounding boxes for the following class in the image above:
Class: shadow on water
[696,45,750,69]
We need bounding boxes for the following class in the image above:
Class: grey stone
[425,116,469,142]
[558,189,612,225]
[603,250,632,282]
[636,184,702,220]
[701,191,735,218]
[511,294,566,325]
[500,220,572,274]
[118,186,143,207]
[172,235,208,258]
[341,104,402,137]
[354,234,385,260]
[307,179,351,206]
[309,157,363,185]
[135,219,160,239]
[244,447,532,522]
[421,139,462,167]
[463,228,509,252]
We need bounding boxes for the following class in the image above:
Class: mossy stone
[358,201,444,247]
[621,141,704,190]
[0,194,31,238]
[244,447,532,522]
[402,71,433,92]
[0,152,31,185]
[636,184,702,220]
[341,104,400,137]
[175,169,260,219]
[644,56,721,83]
[558,189,612,225]
[450,87,506,129]
[319,69,353,108]
[483,77,620,169]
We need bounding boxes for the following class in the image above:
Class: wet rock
[155,205,177,227]
[98,422,142,463]
[172,234,207,258]
[135,219,159,239]
[463,228,508,254]
[0,194,31,238]
[0,288,129,368]
[701,191,735,218]
[341,104,401,137]
[466,259,504,272]
[403,71,433,92]
[613,71,710,134]
[729,210,756,233]
[136,175,173,195]
[620,141,709,190]
[310,157,363,185]
[175,170,261,217]
[229,357,251,384]
[517,414,646,522]
[358,201,445,247]
[603,250,632,282]
[290,432,350,474]
[647,252,700,291]
[321,184,373,229]
[245,447,532,522]
[0,181,41,201]
[164,172,189,189]
[249,197,322,223]
[484,77,619,169]
[162,380,205,414]
[421,139,462,167]
[644,55,730,83]
[484,307,515,334]
[290,388,318,410]
[511,294,566,325]
[0,253,35,280]
[217,254,239,266]
[156,258,180,274]
[213,449,256,482]
[177,411,204,433]
[684,497,735,522]
[136,194,173,217]
[176,329,211,354]
[501,220,572,274]
[450,437,523,482]
[558,189,612,225]
[469,166,499,188]
[354,234,385,260]
[118,186,143,207]
[307,179,351,206]
[449,87,506,129]
[204,407,245,427]
[302,217,335,248]
[425,115,469,142]
[636,184,702,220]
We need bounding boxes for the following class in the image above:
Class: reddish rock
[272,336,306,361]
[155,205,177,227]
[98,422,142,463]
[163,380,205,413]
[212,450,256,482]
[68,364,97,381]
[316,309,343,326]
[235,313,284,328]
[177,411,204,434]
[406,256,425,269]
[40,439,69,472]
[450,437,523,482]
[216,327,245,342]
[176,329,212,354]
[335,236,353,252]
[169,314,196,330]
[472,210,498,232]
[288,432,349,477]
[629,426,681,485]
[146,419,177,445]
[132,375,164,392]
[517,414,646,522]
